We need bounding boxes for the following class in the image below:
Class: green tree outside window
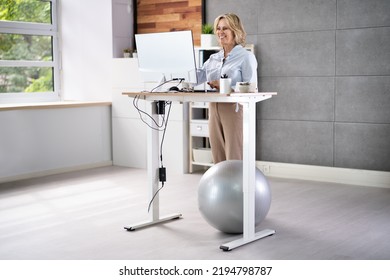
[0,0,54,94]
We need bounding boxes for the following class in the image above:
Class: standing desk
[122,91,277,251]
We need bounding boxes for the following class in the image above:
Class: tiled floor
[0,166,389,260]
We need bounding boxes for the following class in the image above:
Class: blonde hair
[213,13,246,46]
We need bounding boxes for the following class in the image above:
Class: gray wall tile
[258,77,334,121]
[257,120,334,166]
[336,27,390,76]
[205,0,259,35]
[258,31,335,77]
[335,123,390,171]
[259,0,336,33]
[201,0,390,171]
[246,34,258,47]
[337,0,390,29]
[336,76,390,123]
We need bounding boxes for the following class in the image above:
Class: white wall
[0,0,115,183]
[111,58,145,168]
[0,105,112,183]
[60,0,113,101]
[112,58,189,174]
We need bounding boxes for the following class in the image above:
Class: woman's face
[216,18,235,47]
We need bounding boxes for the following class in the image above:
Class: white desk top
[122,91,277,103]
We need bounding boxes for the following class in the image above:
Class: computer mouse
[168,86,180,92]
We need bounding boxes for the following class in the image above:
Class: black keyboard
[192,90,217,93]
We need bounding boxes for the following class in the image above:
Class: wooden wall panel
[137,0,202,46]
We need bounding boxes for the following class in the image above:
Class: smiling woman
[0,0,60,103]
[196,13,258,163]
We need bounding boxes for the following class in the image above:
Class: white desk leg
[148,101,160,221]
[125,101,182,231]
[220,101,275,250]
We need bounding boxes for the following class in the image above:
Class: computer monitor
[135,30,198,86]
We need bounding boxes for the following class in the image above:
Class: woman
[197,13,258,163]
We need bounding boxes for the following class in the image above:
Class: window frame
[0,0,60,103]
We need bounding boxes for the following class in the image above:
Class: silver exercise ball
[198,160,271,234]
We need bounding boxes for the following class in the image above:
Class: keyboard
[191,90,217,93]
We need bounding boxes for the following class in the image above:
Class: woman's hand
[207,80,220,90]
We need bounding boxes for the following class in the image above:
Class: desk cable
[132,96,173,212]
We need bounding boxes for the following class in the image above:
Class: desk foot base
[220,229,276,251]
[124,213,182,231]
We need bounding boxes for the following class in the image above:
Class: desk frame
[123,92,276,251]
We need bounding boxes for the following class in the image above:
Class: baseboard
[0,161,113,184]
[2,160,388,189]
[256,161,390,188]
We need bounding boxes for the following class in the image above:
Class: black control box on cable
[159,167,166,182]
[156,101,165,115]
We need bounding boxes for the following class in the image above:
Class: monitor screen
[135,30,198,85]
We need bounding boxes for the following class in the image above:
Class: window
[0,0,60,103]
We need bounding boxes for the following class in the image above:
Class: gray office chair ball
[198,160,271,234]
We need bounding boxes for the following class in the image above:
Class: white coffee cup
[236,82,250,93]
[220,78,232,94]
[236,82,257,93]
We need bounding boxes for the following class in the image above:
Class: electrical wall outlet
[259,165,270,174]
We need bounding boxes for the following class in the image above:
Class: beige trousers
[208,102,243,163]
